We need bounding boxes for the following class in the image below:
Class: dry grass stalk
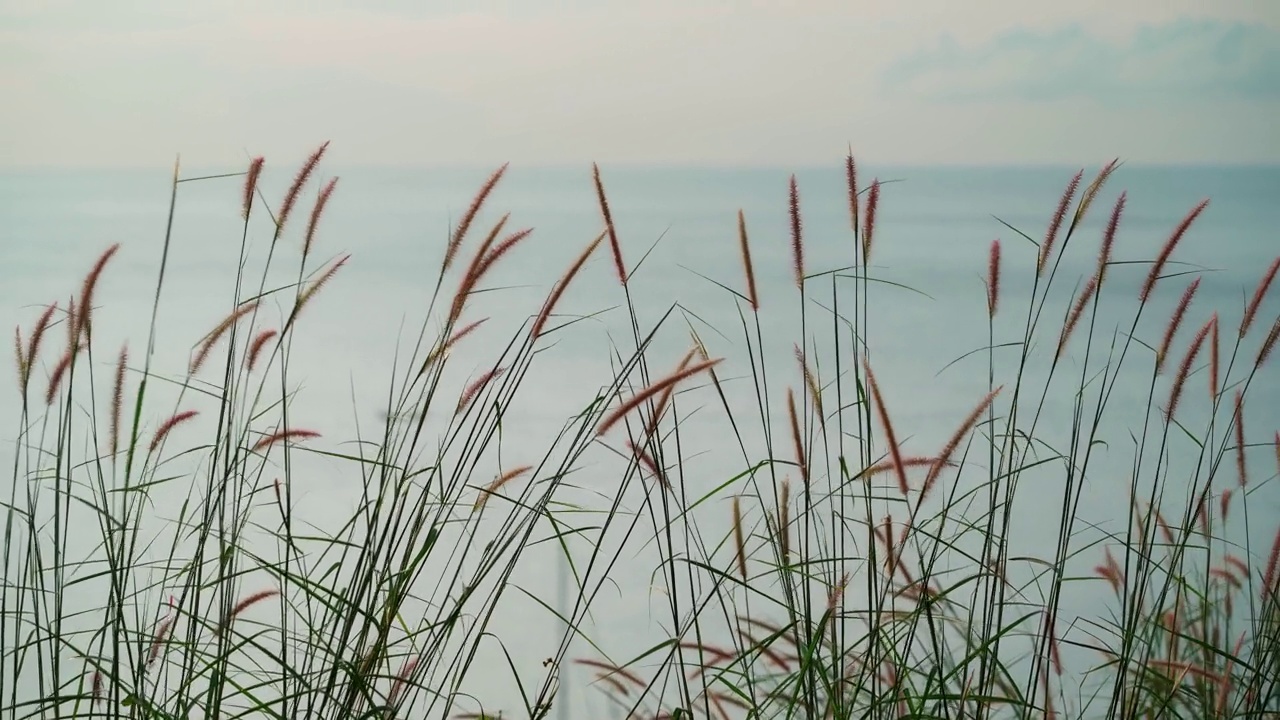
[246,329,277,371]
[732,496,748,581]
[76,244,121,344]
[110,346,126,454]
[863,358,908,495]
[863,179,881,263]
[242,156,264,220]
[1039,169,1083,276]
[1155,278,1201,373]
[303,176,339,258]
[532,232,605,338]
[218,589,280,636]
[150,410,196,451]
[1240,255,1279,337]
[190,301,259,375]
[788,175,804,290]
[592,163,627,286]
[737,210,759,311]
[1167,316,1214,420]
[276,142,329,239]
[987,239,1001,318]
[1140,198,1210,302]
[595,358,722,437]
[1057,276,1099,360]
[253,428,321,452]
[786,388,807,484]
[1096,191,1125,287]
[923,386,1003,499]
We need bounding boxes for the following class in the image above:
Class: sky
[1,0,1278,167]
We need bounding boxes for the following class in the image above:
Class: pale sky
[2,0,1278,167]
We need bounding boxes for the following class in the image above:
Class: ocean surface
[2,163,1279,718]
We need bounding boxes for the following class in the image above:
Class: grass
[3,146,1279,720]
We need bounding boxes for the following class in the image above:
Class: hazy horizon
[4,0,1279,168]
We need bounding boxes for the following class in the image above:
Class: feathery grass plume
[732,496,748,581]
[1155,278,1201,373]
[90,668,102,707]
[846,151,859,237]
[1167,315,1214,420]
[420,317,488,376]
[1095,547,1124,593]
[253,428,321,452]
[863,357,909,496]
[591,163,627,286]
[1234,390,1247,488]
[218,588,280,636]
[788,174,804,290]
[642,347,698,441]
[450,226,534,325]
[65,295,78,354]
[532,231,605,338]
[291,254,349,326]
[922,387,1002,499]
[786,388,808,484]
[45,343,81,406]
[1065,159,1117,240]
[1096,191,1125,287]
[1263,527,1280,601]
[794,345,824,427]
[275,141,329,239]
[1256,315,1280,368]
[1140,198,1211,302]
[1056,276,1099,359]
[387,655,422,706]
[20,302,57,389]
[987,239,1001,318]
[246,328,277,371]
[1240,256,1280,337]
[626,440,669,490]
[76,243,121,343]
[456,366,506,415]
[150,410,197,451]
[737,210,759,311]
[12,327,24,391]
[444,163,509,273]
[574,659,647,689]
[448,216,511,326]
[110,346,126,454]
[302,176,338,258]
[778,478,791,564]
[474,466,533,510]
[190,301,259,375]
[1038,169,1083,276]
[595,358,723,437]
[863,179,881,263]
[865,456,948,479]
[1209,316,1220,399]
[242,156,264,220]
[147,615,175,666]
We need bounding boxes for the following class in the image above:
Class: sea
[2,163,1278,718]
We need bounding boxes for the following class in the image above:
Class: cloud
[883,19,1280,104]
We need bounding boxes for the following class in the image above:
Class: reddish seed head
[1057,276,1099,360]
[276,142,329,239]
[863,179,881,263]
[592,163,627,287]
[303,177,339,258]
[1241,256,1280,338]
[1039,169,1083,276]
[1141,199,1210,302]
[1096,191,1125,286]
[1167,316,1214,420]
[242,156,264,220]
[253,428,321,452]
[987,239,1001,319]
[737,210,759,311]
[1234,390,1247,488]
[1155,278,1201,374]
[788,175,804,290]
[151,410,198,451]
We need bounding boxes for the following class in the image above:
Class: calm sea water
[2,163,1279,718]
